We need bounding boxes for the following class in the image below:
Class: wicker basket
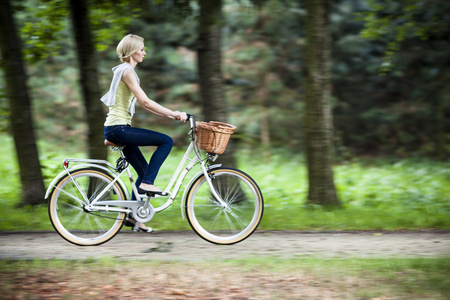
[195,121,237,154]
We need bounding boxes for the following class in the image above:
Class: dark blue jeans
[104,125,173,199]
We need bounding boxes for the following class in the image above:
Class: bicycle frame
[45,116,226,221]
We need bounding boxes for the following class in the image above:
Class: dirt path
[1,231,449,261]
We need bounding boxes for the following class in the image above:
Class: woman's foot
[136,226,153,233]
[124,218,153,233]
[138,183,165,195]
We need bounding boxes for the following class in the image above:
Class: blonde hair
[116,34,144,62]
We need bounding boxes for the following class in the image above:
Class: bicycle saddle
[104,139,121,147]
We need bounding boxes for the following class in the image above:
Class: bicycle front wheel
[185,167,263,245]
[48,168,127,246]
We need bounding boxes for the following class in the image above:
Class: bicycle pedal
[137,188,167,197]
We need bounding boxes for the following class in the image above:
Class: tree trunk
[197,0,235,167]
[259,74,271,163]
[303,0,340,207]
[435,67,447,162]
[68,0,107,160]
[0,0,46,205]
[436,89,447,162]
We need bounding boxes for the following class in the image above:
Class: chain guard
[131,202,155,223]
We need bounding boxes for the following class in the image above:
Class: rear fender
[45,164,130,200]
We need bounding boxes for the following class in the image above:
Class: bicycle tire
[185,167,263,245]
[48,168,127,246]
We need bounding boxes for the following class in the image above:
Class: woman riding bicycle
[102,34,187,231]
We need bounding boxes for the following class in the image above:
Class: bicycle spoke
[59,201,84,212]
[224,178,238,203]
[224,211,239,233]
[226,209,248,229]
[92,216,108,233]
[54,185,86,206]
[69,209,85,230]
[209,209,224,229]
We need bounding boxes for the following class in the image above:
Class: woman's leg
[104,125,173,187]
[105,126,147,199]
[140,133,173,185]
[104,126,165,230]
[122,145,146,199]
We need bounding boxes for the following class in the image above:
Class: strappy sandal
[124,217,153,233]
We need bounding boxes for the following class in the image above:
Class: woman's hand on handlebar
[179,112,188,122]
[173,111,188,123]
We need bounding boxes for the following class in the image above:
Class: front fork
[200,162,229,210]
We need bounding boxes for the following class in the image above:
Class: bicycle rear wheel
[185,167,263,245]
[48,168,127,246]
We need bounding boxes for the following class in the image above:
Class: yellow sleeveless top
[104,81,134,126]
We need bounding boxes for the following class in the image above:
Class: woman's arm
[122,69,186,121]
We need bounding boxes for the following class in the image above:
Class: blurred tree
[303,0,340,207]
[222,0,305,156]
[68,0,106,160]
[19,0,139,159]
[357,0,450,160]
[197,0,235,166]
[0,0,46,205]
[6,0,447,162]
[220,0,305,154]
[198,0,226,122]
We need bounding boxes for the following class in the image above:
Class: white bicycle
[46,115,264,246]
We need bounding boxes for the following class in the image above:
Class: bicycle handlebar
[185,113,208,128]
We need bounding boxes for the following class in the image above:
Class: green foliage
[356,0,450,73]
[332,0,450,157]
[0,134,449,231]
[2,0,448,211]
[18,0,69,63]
[18,0,140,63]
[7,0,448,157]
[255,153,450,231]
[221,0,305,149]
[89,0,141,52]
[0,87,8,133]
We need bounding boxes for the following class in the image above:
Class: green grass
[0,257,449,299]
[0,134,449,231]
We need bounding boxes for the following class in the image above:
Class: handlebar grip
[187,113,195,127]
